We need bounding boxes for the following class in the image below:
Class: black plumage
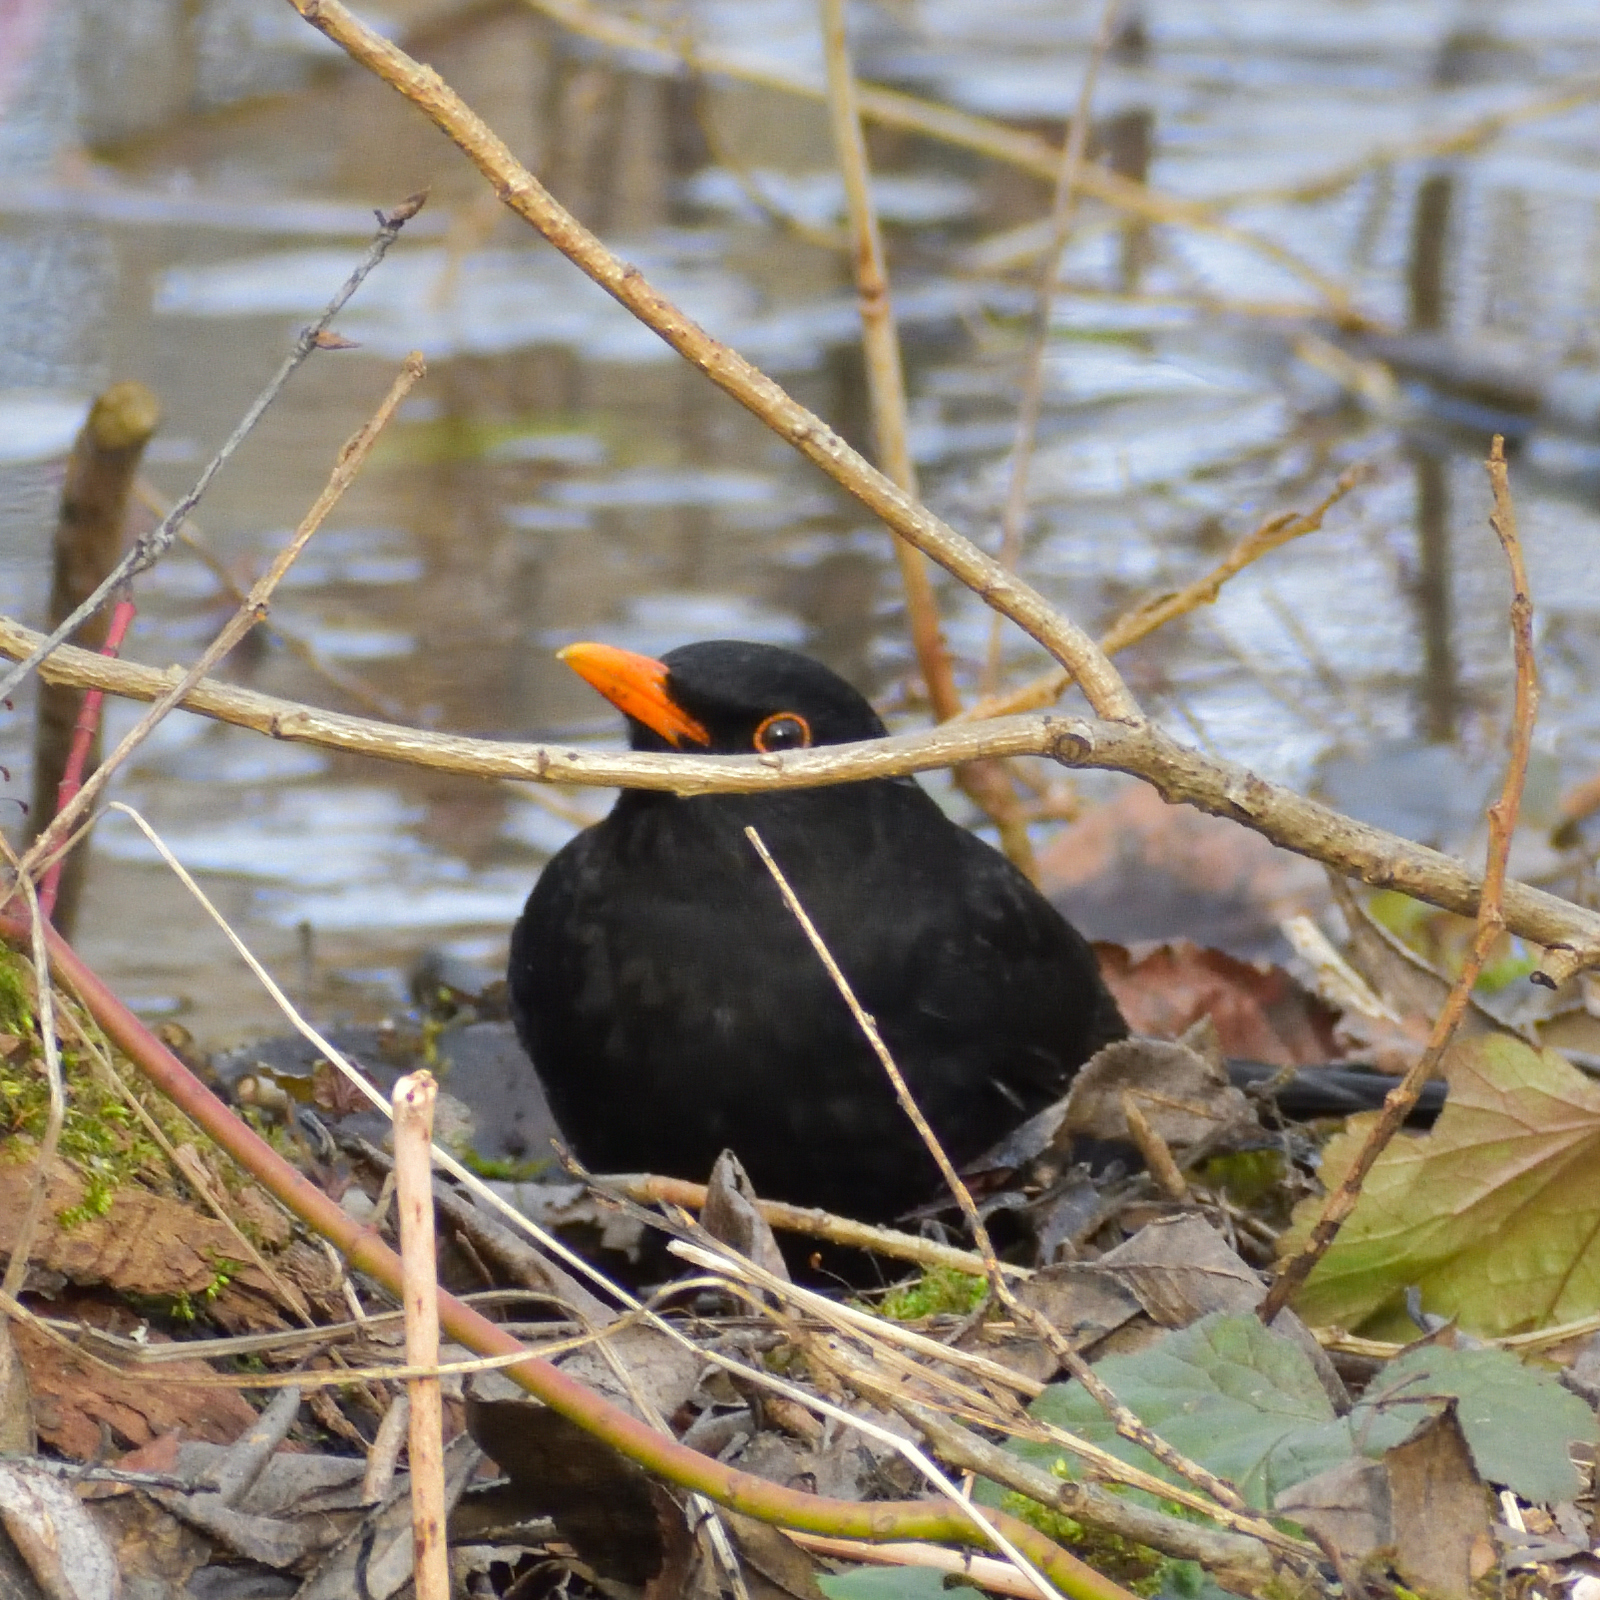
[509,639,1126,1223]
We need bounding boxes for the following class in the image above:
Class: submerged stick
[28,383,160,934]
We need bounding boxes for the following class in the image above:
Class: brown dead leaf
[1096,941,1340,1065]
[1041,779,1327,960]
[11,1319,257,1460]
[1063,1036,1260,1148]
[703,1151,789,1287]
[0,1152,334,1332]
[1273,1456,1390,1569]
[1385,1407,1491,1598]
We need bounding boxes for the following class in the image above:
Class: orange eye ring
[754,712,812,753]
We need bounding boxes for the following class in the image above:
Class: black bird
[508,640,1128,1224]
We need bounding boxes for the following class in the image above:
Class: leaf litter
[6,881,1600,1600]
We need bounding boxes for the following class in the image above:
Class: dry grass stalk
[1259,435,1540,1322]
[393,1071,449,1600]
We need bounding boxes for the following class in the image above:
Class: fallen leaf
[1096,942,1339,1067]
[1283,1034,1600,1337]
[1383,1408,1490,1598]
[1063,1038,1258,1150]
[12,1319,258,1460]
[1356,1344,1595,1503]
[999,1312,1414,1510]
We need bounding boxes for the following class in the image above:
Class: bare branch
[8,612,1596,975]
[286,0,1139,723]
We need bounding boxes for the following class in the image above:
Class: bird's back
[510,777,1123,1221]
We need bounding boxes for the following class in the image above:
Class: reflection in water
[0,1,1596,1038]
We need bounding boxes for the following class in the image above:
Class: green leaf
[1014,1313,1413,1509]
[816,1566,958,1600]
[1354,1344,1597,1504]
[1282,1034,1600,1337]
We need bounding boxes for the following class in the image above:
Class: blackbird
[509,639,1128,1223]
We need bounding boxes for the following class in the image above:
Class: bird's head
[557,639,888,755]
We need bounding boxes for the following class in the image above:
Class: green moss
[0,948,185,1227]
[871,1266,988,1321]
[456,1148,552,1182]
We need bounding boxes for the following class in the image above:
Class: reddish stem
[37,595,136,922]
[0,908,1130,1600]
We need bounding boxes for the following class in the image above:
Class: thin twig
[0,195,425,710]
[15,353,426,893]
[985,0,1119,692]
[134,483,408,722]
[745,826,1253,1519]
[9,614,1600,979]
[1259,435,1539,1322]
[0,846,63,1303]
[616,1173,1031,1279]
[393,1071,449,1600]
[287,0,1140,724]
[37,594,136,921]
[966,464,1369,721]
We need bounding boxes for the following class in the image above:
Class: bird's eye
[754,712,811,753]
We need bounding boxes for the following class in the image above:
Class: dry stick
[0,919,1124,1600]
[817,0,1033,869]
[509,0,1367,323]
[287,0,1138,727]
[617,1173,1031,1280]
[11,617,1600,982]
[0,196,424,711]
[15,353,426,893]
[743,826,1257,1525]
[393,1072,449,1600]
[1258,435,1539,1324]
[985,0,1119,695]
[819,0,955,721]
[966,464,1369,721]
[0,848,63,1304]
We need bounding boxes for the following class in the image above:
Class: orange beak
[558,642,711,748]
